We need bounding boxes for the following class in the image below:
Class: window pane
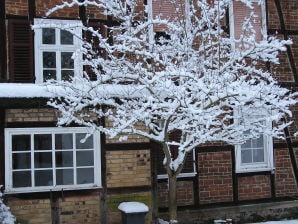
[241,149,252,164]
[61,30,73,45]
[77,168,94,184]
[42,28,55,44]
[43,70,57,81]
[76,151,94,166]
[34,152,52,168]
[56,169,73,185]
[35,170,53,186]
[76,134,93,149]
[56,151,73,167]
[34,134,52,150]
[61,52,74,69]
[13,153,31,169]
[55,134,73,149]
[43,52,56,68]
[242,139,252,149]
[13,171,31,188]
[12,135,30,151]
[253,148,265,163]
[61,70,74,81]
[252,136,264,148]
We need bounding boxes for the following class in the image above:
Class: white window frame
[229,0,267,49]
[5,127,101,193]
[157,149,197,179]
[34,19,82,83]
[234,108,274,173]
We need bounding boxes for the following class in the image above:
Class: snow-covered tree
[0,190,15,224]
[38,0,297,222]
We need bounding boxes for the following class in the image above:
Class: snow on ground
[158,219,298,224]
[249,220,298,224]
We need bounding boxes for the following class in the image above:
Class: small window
[234,108,274,173]
[5,127,101,193]
[34,19,82,83]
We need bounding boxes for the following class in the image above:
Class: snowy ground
[249,220,298,224]
[158,219,298,224]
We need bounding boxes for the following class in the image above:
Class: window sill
[235,167,275,174]
[157,172,197,179]
[4,185,102,195]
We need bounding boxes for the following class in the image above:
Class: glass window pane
[253,148,265,163]
[77,168,94,184]
[34,152,52,168]
[252,136,264,148]
[242,139,252,149]
[76,151,94,166]
[56,151,73,167]
[13,153,31,169]
[43,52,56,68]
[76,134,93,149]
[42,28,55,44]
[241,149,252,164]
[61,52,74,69]
[61,70,74,81]
[35,170,53,186]
[55,134,73,149]
[61,30,73,45]
[43,70,57,81]
[56,169,73,185]
[34,134,52,150]
[12,135,30,151]
[13,171,31,188]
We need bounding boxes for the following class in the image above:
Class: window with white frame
[235,108,274,173]
[34,19,82,83]
[5,127,101,193]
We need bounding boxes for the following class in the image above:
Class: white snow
[0,83,53,98]
[250,220,298,224]
[0,191,15,224]
[118,202,149,213]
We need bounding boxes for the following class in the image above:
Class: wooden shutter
[8,19,34,83]
[83,21,107,81]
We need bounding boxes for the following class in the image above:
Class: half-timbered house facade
[0,0,297,224]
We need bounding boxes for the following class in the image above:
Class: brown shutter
[83,21,107,81]
[8,19,34,83]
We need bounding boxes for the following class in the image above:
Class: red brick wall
[198,151,233,204]
[238,175,271,201]
[158,180,194,207]
[5,0,28,15]
[275,148,298,197]
[35,0,79,18]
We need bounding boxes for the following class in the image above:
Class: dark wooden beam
[0,1,6,81]
[28,0,36,22]
[274,0,298,83]
[282,118,298,186]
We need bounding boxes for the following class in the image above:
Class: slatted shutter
[83,21,107,81]
[8,19,34,83]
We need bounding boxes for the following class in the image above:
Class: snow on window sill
[157,172,197,179]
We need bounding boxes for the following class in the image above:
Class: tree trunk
[168,173,178,223]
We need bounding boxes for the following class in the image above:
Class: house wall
[1,0,298,224]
